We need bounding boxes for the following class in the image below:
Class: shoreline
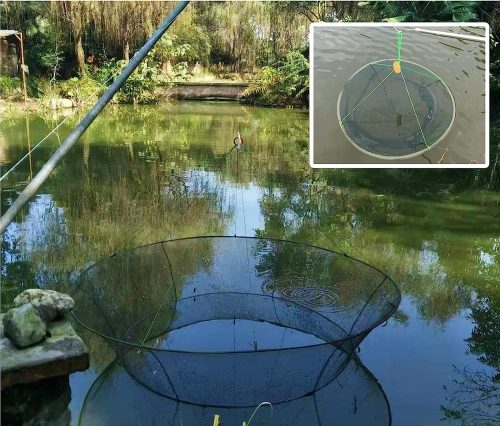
[0,95,308,116]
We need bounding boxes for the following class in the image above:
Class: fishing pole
[0,1,189,234]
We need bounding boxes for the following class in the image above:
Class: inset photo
[310,23,489,168]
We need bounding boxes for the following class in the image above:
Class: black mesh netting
[337,59,455,159]
[79,357,392,426]
[72,236,400,407]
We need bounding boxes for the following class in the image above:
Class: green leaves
[382,16,409,23]
[370,1,482,22]
[0,76,21,98]
[243,51,309,107]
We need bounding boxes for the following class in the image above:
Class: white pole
[414,28,485,42]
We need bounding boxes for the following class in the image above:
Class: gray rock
[2,304,47,349]
[44,97,74,110]
[1,314,89,388]
[14,289,75,322]
[58,98,74,109]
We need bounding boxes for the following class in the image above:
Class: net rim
[71,235,401,354]
[337,58,456,160]
[80,353,393,416]
[121,291,352,349]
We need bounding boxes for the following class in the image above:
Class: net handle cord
[396,30,429,148]
[397,30,403,64]
[400,70,429,148]
[0,1,189,235]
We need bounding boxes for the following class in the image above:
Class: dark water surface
[1,102,498,425]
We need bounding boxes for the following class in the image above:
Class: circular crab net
[337,59,455,159]
[72,236,400,407]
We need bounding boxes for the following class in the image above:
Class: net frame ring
[70,236,401,407]
[337,59,456,160]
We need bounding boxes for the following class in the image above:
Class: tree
[54,1,94,75]
[365,1,484,22]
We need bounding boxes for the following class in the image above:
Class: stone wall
[167,82,249,101]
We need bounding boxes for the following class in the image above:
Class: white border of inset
[309,22,490,169]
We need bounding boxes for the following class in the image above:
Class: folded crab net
[72,236,400,407]
[337,32,455,160]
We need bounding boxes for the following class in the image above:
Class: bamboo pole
[0,1,189,234]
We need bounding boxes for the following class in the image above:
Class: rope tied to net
[341,29,435,150]
[395,30,429,148]
[397,30,403,65]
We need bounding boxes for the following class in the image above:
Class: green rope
[370,63,442,81]
[400,69,429,148]
[397,30,403,64]
[399,66,442,81]
[340,70,394,124]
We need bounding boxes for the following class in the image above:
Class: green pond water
[0,102,499,425]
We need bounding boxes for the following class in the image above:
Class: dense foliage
[0,2,309,77]
[0,1,498,107]
[243,51,309,107]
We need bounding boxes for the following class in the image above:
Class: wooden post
[18,32,28,103]
[213,414,221,426]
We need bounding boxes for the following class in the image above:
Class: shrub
[90,59,119,86]
[58,76,103,105]
[116,58,162,104]
[152,34,207,68]
[0,76,21,98]
[243,51,309,107]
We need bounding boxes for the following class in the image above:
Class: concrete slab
[1,315,89,389]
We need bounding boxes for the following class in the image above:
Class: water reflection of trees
[1,105,499,399]
[233,121,500,376]
[467,298,500,371]
[255,165,499,334]
[1,142,230,313]
[441,366,499,425]
[244,126,499,421]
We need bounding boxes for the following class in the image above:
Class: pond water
[1,101,499,425]
[160,319,326,351]
[313,25,486,164]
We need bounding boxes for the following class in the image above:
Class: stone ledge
[172,81,249,87]
[1,316,89,389]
